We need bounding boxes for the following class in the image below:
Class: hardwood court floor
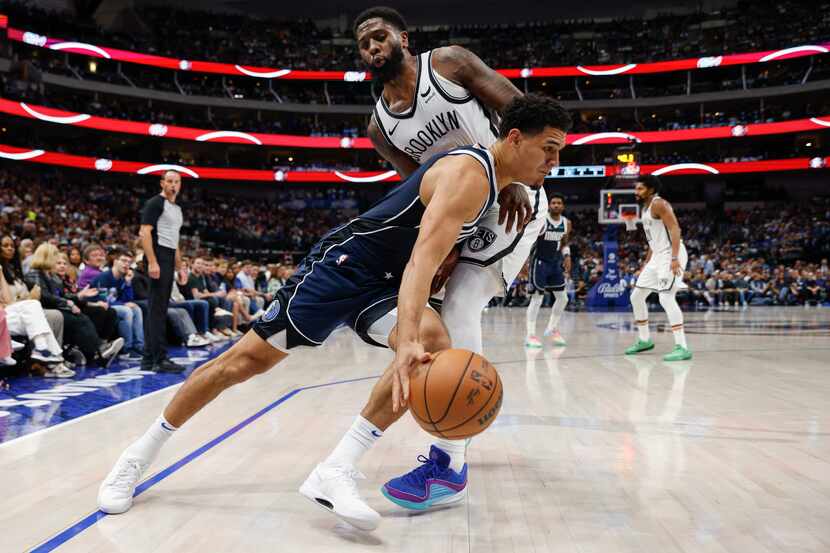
[4,307,830,552]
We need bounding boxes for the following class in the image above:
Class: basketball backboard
[599,189,640,230]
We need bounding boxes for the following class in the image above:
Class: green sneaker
[663,345,692,361]
[625,339,655,355]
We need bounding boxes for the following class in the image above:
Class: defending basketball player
[525,193,572,348]
[625,176,693,361]
[334,6,561,513]
[96,95,571,532]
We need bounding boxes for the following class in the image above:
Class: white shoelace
[325,465,366,501]
[109,459,144,490]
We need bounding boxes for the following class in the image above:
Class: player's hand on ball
[498,182,531,233]
[391,341,432,413]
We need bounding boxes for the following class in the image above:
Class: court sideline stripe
[28,374,381,553]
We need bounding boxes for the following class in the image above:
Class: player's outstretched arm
[562,220,573,275]
[368,117,420,178]
[391,160,489,412]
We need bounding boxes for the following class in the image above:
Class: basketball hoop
[622,213,637,231]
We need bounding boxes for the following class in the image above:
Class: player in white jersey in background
[300,6,569,523]
[525,193,572,348]
[625,176,693,361]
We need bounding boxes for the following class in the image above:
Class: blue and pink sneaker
[381,445,467,510]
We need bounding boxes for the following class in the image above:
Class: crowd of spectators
[1,162,828,382]
[3,1,827,70]
[2,0,828,104]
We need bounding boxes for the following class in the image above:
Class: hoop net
[622,213,638,231]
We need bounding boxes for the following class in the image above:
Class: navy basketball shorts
[529,257,566,293]
[252,232,400,349]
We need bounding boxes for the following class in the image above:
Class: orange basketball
[409,349,503,440]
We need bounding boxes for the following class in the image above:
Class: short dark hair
[550,193,566,203]
[498,94,573,139]
[112,247,133,259]
[353,6,407,36]
[638,175,662,194]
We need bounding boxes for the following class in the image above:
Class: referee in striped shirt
[139,170,184,373]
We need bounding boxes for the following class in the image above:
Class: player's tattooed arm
[433,45,521,114]
[368,117,420,178]
[392,159,489,411]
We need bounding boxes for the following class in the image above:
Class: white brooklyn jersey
[641,195,673,253]
[372,50,500,163]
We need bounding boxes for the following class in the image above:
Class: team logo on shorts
[261,300,281,323]
[467,227,497,252]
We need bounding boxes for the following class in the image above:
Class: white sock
[33,335,49,351]
[526,294,543,337]
[545,291,568,333]
[432,438,470,472]
[630,287,651,341]
[324,415,382,468]
[127,414,177,463]
[659,291,687,348]
[671,325,687,348]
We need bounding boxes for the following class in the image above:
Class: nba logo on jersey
[467,227,497,252]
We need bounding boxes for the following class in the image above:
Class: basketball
[409,349,503,439]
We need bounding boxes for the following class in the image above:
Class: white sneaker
[98,451,150,514]
[11,340,24,352]
[186,334,210,347]
[299,463,381,531]
[44,363,75,378]
[1,356,16,366]
[209,330,229,342]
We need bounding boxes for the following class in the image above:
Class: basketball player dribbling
[625,176,693,361]
[96,95,572,532]
[525,193,572,348]
[313,6,560,517]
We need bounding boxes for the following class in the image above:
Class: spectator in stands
[719,272,739,307]
[94,248,145,359]
[234,261,266,316]
[78,243,106,288]
[734,270,750,307]
[0,262,70,376]
[19,238,34,274]
[25,243,124,367]
[54,252,121,344]
[68,247,83,270]
[183,257,237,339]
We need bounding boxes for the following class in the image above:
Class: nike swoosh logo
[420,86,432,98]
[388,122,400,136]
[371,430,383,438]
[161,422,176,432]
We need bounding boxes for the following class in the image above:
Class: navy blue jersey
[252,144,498,350]
[343,145,498,279]
[534,215,568,263]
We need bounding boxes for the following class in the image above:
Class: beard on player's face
[369,42,405,84]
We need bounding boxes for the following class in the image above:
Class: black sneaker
[64,347,87,367]
[153,359,185,373]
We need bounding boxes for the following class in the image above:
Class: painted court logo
[262,300,281,323]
